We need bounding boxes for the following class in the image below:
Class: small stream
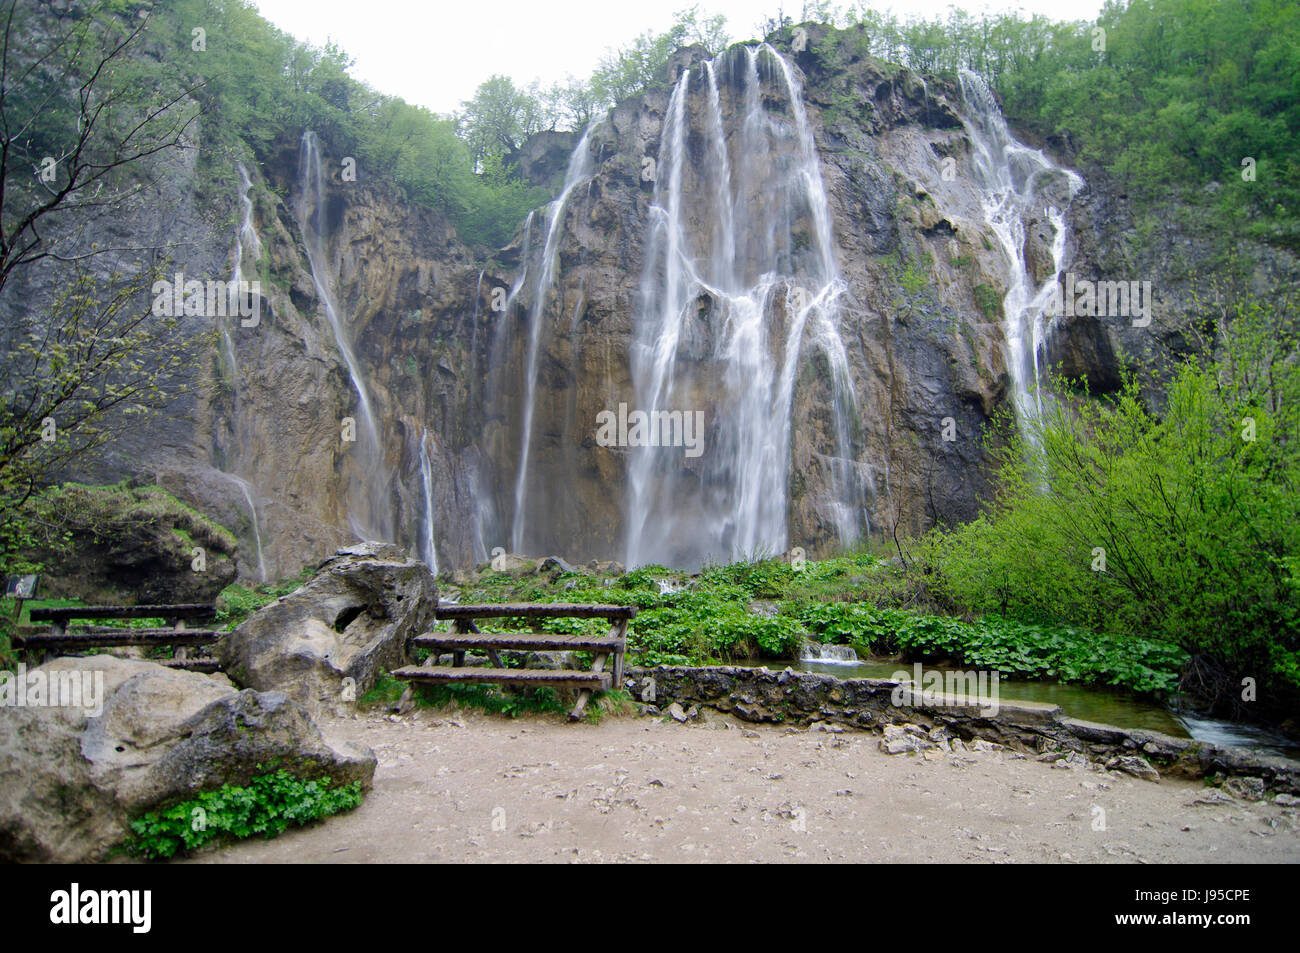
[734,653,1299,759]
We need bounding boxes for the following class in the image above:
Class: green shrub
[434,543,1193,699]
[124,770,364,859]
[791,602,1185,695]
[973,283,1002,320]
[923,297,1300,711]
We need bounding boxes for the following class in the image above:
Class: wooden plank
[53,626,220,638]
[450,619,465,668]
[391,665,611,690]
[611,620,627,689]
[435,603,636,621]
[412,632,625,652]
[161,658,223,673]
[12,629,222,649]
[569,690,592,721]
[29,604,217,623]
[568,652,608,721]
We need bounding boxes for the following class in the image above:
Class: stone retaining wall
[625,665,1300,794]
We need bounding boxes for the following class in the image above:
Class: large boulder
[18,482,238,603]
[219,542,437,716]
[0,656,375,863]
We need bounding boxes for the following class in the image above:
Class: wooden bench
[14,603,223,672]
[393,602,637,721]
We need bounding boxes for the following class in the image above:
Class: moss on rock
[19,481,239,603]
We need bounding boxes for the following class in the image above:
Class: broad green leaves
[125,770,364,859]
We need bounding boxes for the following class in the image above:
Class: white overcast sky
[250,0,1105,117]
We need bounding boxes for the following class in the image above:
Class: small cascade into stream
[799,641,859,665]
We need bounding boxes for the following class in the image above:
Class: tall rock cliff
[23,22,1282,578]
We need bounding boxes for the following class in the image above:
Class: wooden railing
[14,603,222,672]
[393,602,637,721]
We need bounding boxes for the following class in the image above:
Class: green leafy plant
[921,294,1300,714]
[124,770,364,859]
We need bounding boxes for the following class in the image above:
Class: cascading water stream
[477,212,536,557]
[215,164,268,584]
[220,163,261,379]
[624,44,862,569]
[224,473,268,583]
[469,467,491,565]
[233,163,262,288]
[468,268,484,374]
[418,429,439,575]
[509,126,595,553]
[957,70,1083,432]
[296,131,392,540]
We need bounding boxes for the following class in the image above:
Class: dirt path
[191,708,1300,864]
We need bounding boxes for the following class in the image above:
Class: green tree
[927,291,1300,716]
[591,6,730,104]
[0,1,200,570]
[0,267,194,572]
[457,75,550,171]
[0,0,200,293]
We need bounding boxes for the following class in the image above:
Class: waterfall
[296,130,392,540]
[418,429,439,575]
[220,163,261,380]
[469,466,492,565]
[957,70,1083,431]
[233,162,262,286]
[510,126,596,553]
[799,641,859,664]
[230,474,267,584]
[477,213,536,559]
[214,164,267,584]
[469,268,484,378]
[210,470,267,584]
[624,44,863,569]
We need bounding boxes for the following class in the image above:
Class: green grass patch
[442,549,1188,698]
[359,673,407,708]
[410,681,568,718]
[973,283,1002,320]
[215,568,317,630]
[360,671,568,718]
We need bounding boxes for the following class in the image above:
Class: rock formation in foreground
[0,656,375,863]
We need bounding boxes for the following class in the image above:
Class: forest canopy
[106,0,1300,253]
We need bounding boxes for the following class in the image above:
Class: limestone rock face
[29,24,1289,576]
[219,542,438,716]
[0,656,375,863]
[485,34,1011,558]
